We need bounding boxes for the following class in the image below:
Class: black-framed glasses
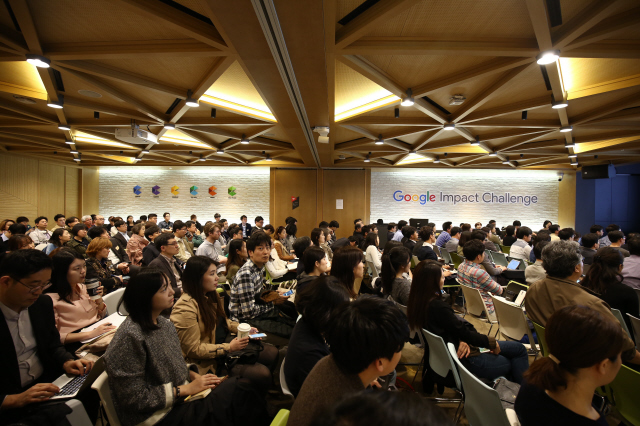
[16,279,52,294]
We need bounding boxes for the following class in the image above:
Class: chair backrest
[627,314,640,350]
[458,284,487,319]
[500,244,510,254]
[433,245,442,257]
[411,255,419,269]
[531,321,547,357]
[607,364,640,426]
[91,371,122,426]
[366,260,380,279]
[450,252,463,269]
[270,409,290,426]
[611,308,631,338]
[103,288,127,316]
[394,301,417,339]
[279,357,293,397]
[492,296,535,345]
[440,249,453,264]
[582,263,591,276]
[447,343,512,426]
[421,328,461,391]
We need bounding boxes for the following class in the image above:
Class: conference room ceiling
[0,0,639,170]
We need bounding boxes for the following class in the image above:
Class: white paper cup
[85,278,101,301]
[237,323,251,339]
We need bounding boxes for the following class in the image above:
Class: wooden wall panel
[65,167,80,218]
[38,163,66,221]
[272,169,317,238]
[558,171,576,229]
[81,167,100,216]
[323,170,367,239]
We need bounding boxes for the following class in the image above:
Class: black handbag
[224,341,264,370]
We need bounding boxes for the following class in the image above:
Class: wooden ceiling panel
[29,0,186,43]
[425,72,511,115]
[560,57,640,95]
[565,85,640,117]
[475,65,549,111]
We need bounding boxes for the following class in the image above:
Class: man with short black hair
[512,220,521,231]
[402,226,418,251]
[387,223,397,242]
[94,215,105,227]
[149,233,182,300]
[580,233,599,265]
[599,224,620,247]
[601,230,629,257]
[240,215,251,238]
[318,221,329,228]
[251,216,264,235]
[289,296,409,426]
[543,220,552,230]
[229,232,295,337]
[352,223,364,247]
[525,241,548,285]
[0,250,93,423]
[414,226,437,261]
[526,240,640,365]
[486,223,502,246]
[590,224,604,239]
[147,213,158,225]
[328,220,339,244]
[458,240,503,316]
[158,212,173,233]
[190,214,203,232]
[391,220,407,242]
[622,237,640,289]
[509,226,533,260]
[28,216,51,245]
[353,218,363,227]
[558,228,575,241]
[185,220,203,249]
[16,217,30,231]
[51,214,66,231]
[8,223,27,237]
[435,221,453,247]
[214,213,221,222]
[173,220,193,263]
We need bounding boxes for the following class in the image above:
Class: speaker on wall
[581,164,616,180]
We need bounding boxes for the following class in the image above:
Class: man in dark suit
[110,220,132,264]
[148,233,183,301]
[0,250,93,423]
[580,233,599,265]
[240,215,252,239]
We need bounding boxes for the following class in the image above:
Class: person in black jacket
[148,233,183,302]
[0,250,93,424]
[407,260,528,386]
[413,226,438,261]
[284,275,351,397]
[141,224,161,266]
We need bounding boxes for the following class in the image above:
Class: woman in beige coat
[170,255,278,394]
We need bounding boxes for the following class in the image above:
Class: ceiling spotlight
[216,148,224,154]
[198,155,205,162]
[70,150,78,154]
[185,90,199,107]
[58,124,70,131]
[65,140,74,145]
[364,154,371,163]
[489,152,497,157]
[568,153,577,158]
[266,154,272,162]
[536,50,560,65]
[25,54,50,68]
[470,136,480,146]
[570,160,578,166]
[240,135,249,144]
[433,156,440,163]
[502,158,511,164]
[552,100,569,109]
[73,158,81,162]
[339,154,345,160]
[565,140,576,149]
[443,123,455,131]
[47,96,64,109]
[400,89,414,107]
[560,125,573,133]
[142,149,149,154]
[410,150,416,154]
[394,108,399,118]
[375,135,384,145]
[164,123,175,129]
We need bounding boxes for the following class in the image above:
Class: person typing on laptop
[0,249,93,424]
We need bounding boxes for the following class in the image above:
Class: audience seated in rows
[525,241,549,285]
[457,239,504,317]
[435,221,452,247]
[381,246,412,305]
[408,260,528,385]
[172,221,193,263]
[621,236,640,289]
[297,246,329,292]
[525,240,640,365]
[515,305,626,426]
[288,296,409,426]
[103,268,268,426]
[391,220,407,242]
[444,226,461,253]
[330,246,364,300]
[196,223,227,269]
[142,224,162,266]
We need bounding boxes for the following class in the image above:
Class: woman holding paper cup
[171,256,279,394]
[46,248,112,347]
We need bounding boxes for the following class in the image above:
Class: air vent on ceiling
[449,95,466,105]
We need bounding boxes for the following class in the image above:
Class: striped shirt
[457,259,503,313]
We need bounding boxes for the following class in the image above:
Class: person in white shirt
[510,226,533,260]
[525,241,549,285]
[363,233,382,274]
[27,216,52,246]
[196,222,227,274]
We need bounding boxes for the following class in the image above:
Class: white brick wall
[370,168,559,230]
[99,166,270,225]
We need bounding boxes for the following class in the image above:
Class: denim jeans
[462,340,529,384]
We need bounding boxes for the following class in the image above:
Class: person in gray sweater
[104,268,267,426]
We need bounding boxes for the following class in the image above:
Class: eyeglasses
[16,279,52,294]
[167,242,179,246]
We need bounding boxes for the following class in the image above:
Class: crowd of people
[1,212,639,426]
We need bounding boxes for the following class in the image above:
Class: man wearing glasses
[0,249,93,422]
[148,233,183,303]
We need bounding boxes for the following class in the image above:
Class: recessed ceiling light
[470,136,480,146]
[216,149,224,154]
[364,155,370,163]
[164,123,175,130]
[142,149,149,154]
[47,96,64,109]
[502,159,510,164]
[25,54,50,68]
[565,141,576,149]
[65,140,74,145]
[185,95,199,107]
[489,152,497,157]
[73,158,81,162]
[536,50,560,65]
[374,136,384,145]
[70,150,78,154]
[443,123,455,131]
[433,156,440,163]
[571,160,578,165]
[78,90,102,98]
[266,155,272,162]
[58,124,71,131]
[568,154,577,158]
[552,100,568,109]
[560,125,573,133]
[240,137,249,144]
[400,88,414,107]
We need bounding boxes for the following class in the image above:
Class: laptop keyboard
[56,374,88,396]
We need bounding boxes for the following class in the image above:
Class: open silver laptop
[51,357,104,400]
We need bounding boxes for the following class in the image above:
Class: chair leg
[453,398,465,424]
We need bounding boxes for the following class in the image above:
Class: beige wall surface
[558,171,576,230]
[0,153,82,225]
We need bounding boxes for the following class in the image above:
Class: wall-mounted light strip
[200,94,277,122]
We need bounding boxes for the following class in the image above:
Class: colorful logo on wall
[171,185,179,195]
[190,186,198,196]
[133,185,142,195]
[152,185,160,195]
[228,186,237,196]
[209,186,217,196]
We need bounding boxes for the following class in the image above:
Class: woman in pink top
[46,248,113,345]
[126,222,148,266]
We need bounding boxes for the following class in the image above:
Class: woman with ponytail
[581,247,639,333]
[380,246,412,305]
[515,305,626,425]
